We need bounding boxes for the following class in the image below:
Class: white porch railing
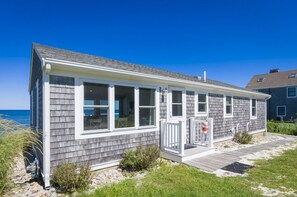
[160,120,184,156]
[190,118,213,148]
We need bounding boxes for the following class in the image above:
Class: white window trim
[195,91,208,117]
[139,88,157,127]
[250,98,257,119]
[224,95,233,118]
[168,86,186,119]
[75,77,159,139]
[287,87,297,98]
[30,90,33,126]
[36,79,39,130]
[276,105,286,117]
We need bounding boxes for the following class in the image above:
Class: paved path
[184,135,297,173]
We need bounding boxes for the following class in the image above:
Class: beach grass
[0,119,41,195]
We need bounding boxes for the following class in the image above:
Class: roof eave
[44,57,271,99]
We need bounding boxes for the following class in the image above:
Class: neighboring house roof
[246,69,297,90]
[32,43,267,97]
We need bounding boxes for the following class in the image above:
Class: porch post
[190,117,195,144]
[179,121,184,156]
[160,119,165,150]
[208,118,214,148]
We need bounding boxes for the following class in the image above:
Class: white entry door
[168,87,186,143]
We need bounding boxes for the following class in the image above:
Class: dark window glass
[198,103,206,112]
[252,99,257,117]
[225,96,232,115]
[139,88,155,106]
[288,87,296,97]
[84,83,108,106]
[84,108,108,130]
[115,86,135,128]
[139,108,155,126]
[277,106,286,116]
[172,105,182,116]
[83,83,109,131]
[226,105,232,114]
[172,91,182,103]
[198,94,206,102]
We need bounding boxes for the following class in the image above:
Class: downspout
[42,61,51,188]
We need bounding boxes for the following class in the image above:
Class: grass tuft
[0,119,41,195]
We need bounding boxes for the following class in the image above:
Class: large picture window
[84,83,109,131]
[172,90,183,116]
[139,88,156,126]
[115,86,135,128]
[225,96,233,116]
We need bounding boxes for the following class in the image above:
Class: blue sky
[0,0,297,109]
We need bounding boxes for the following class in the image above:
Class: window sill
[224,114,233,118]
[76,127,159,140]
[250,116,257,120]
[195,113,208,117]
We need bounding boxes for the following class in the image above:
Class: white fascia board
[44,58,271,99]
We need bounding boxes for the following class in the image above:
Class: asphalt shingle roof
[246,69,297,90]
[33,43,261,94]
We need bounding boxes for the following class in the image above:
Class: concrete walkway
[184,135,297,173]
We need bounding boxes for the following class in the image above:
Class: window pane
[84,108,108,130]
[226,105,232,114]
[198,103,206,112]
[198,94,206,102]
[115,86,135,128]
[278,107,286,116]
[252,108,256,116]
[139,108,155,126]
[139,88,155,106]
[84,83,108,105]
[172,104,182,116]
[226,96,232,105]
[172,90,182,103]
[252,99,256,107]
[288,88,296,97]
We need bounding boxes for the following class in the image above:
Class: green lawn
[81,146,297,197]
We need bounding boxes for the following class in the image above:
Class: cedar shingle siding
[49,75,159,172]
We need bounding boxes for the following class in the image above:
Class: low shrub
[51,163,92,193]
[0,119,40,195]
[233,131,252,144]
[120,145,161,172]
[267,121,297,135]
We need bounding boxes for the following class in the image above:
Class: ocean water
[0,110,30,126]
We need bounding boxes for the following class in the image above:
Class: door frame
[167,86,187,143]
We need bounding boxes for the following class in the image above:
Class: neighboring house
[246,69,297,121]
[29,43,270,187]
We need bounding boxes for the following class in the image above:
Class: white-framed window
[83,82,109,131]
[139,88,156,127]
[287,87,296,98]
[277,105,286,117]
[250,99,257,119]
[77,77,159,138]
[171,90,183,117]
[195,92,208,116]
[224,95,233,117]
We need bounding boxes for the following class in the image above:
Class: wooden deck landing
[184,135,297,173]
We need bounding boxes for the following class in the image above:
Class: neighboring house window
[115,86,135,128]
[139,88,156,126]
[83,83,109,131]
[277,106,286,117]
[172,90,183,116]
[225,96,233,116]
[287,87,296,98]
[251,99,257,118]
[197,93,208,115]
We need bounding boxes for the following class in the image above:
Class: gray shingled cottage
[29,43,270,187]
